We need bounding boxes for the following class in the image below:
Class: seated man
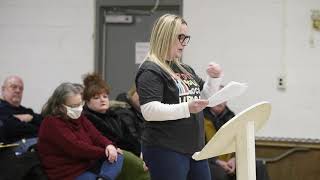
[204,100,269,180]
[0,75,42,152]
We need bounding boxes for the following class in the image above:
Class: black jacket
[0,99,42,143]
[82,105,141,156]
[203,106,235,131]
[115,93,144,143]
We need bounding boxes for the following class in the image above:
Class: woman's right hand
[188,99,209,113]
[105,145,118,163]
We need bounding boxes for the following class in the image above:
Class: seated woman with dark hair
[82,73,150,180]
[38,82,123,180]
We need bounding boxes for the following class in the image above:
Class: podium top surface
[192,101,271,160]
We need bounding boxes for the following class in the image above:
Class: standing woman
[135,14,223,180]
[38,83,123,180]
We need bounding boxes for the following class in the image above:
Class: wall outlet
[277,75,286,90]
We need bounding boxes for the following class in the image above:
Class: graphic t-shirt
[174,69,201,103]
[135,60,206,154]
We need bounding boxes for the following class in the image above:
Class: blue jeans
[142,146,211,180]
[76,154,124,180]
[13,137,38,155]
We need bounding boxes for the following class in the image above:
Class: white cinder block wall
[0,0,95,111]
[184,0,320,139]
[0,0,319,139]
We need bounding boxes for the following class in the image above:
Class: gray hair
[41,82,82,118]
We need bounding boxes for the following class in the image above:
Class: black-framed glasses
[178,34,191,45]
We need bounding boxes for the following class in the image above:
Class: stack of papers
[207,81,248,107]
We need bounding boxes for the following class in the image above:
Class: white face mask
[63,105,83,119]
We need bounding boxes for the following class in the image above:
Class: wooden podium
[193,102,271,180]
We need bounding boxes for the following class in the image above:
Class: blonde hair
[146,14,189,78]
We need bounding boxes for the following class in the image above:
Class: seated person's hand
[143,161,148,172]
[13,114,33,122]
[226,157,236,174]
[188,99,209,114]
[216,159,232,173]
[105,145,118,163]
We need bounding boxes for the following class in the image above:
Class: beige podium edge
[192,101,272,180]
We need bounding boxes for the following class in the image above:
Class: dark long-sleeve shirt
[0,99,42,143]
[37,115,113,180]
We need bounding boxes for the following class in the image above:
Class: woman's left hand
[206,62,222,78]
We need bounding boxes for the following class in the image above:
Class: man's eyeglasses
[178,34,191,45]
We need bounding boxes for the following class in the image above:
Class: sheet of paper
[207,81,248,107]
[135,42,149,64]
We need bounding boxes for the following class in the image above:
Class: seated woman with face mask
[37,82,123,180]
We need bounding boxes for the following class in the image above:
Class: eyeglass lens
[178,34,190,44]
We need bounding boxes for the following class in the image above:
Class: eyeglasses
[178,34,191,45]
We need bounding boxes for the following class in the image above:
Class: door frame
[94,0,183,75]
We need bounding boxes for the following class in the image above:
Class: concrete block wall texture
[0,0,320,139]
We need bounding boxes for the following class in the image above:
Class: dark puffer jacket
[83,105,141,156]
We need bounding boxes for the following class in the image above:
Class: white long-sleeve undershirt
[200,76,222,99]
[141,101,190,121]
[141,77,222,121]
